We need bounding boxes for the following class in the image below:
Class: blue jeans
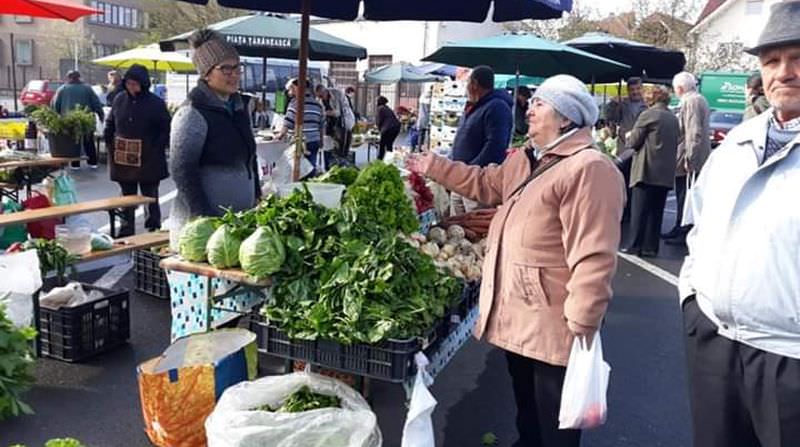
[305,140,320,178]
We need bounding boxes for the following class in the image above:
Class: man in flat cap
[678,2,800,446]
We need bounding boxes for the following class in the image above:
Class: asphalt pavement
[0,164,693,447]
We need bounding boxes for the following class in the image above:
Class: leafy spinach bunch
[343,161,418,238]
[0,304,36,421]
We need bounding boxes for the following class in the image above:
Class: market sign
[699,72,749,112]
[225,34,293,49]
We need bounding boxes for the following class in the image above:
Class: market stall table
[0,194,156,237]
[160,256,268,341]
[0,156,81,197]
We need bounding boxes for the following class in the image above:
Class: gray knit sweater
[169,82,257,228]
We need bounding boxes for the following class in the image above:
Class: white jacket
[679,110,800,359]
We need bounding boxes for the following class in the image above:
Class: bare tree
[504,1,602,41]
[685,33,760,72]
[132,0,243,46]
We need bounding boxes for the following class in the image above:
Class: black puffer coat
[104,64,171,183]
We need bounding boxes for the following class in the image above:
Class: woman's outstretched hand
[406,152,435,175]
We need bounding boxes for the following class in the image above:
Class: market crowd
[46,1,800,444]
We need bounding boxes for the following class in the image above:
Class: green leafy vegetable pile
[22,239,78,284]
[0,304,37,421]
[178,162,458,343]
[343,162,419,237]
[313,165,359,187]
[254,386,341,413]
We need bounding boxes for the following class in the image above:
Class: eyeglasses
[215,64,243,76]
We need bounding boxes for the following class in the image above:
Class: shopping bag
[22,191,59,240]
[52,172,78,206]
[0,250,42,327]
[681,173,697,226]
[205,371,382,447]
[137,329,258,447]
[558,335,611,430]
[401,353,437,447]
[0,200,28,249]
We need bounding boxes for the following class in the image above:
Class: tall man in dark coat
[104,64,171,236]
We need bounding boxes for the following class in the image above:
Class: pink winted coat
[425,128,625,366]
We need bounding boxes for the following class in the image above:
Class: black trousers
[626,184,669,253]
[118,181,161,237]
[338,130,352,159]
[683,298,800,447]
[70,135,98,167]
[505,350,581,447]
[378,126,400,160]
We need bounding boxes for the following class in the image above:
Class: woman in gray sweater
[169,29,259,228]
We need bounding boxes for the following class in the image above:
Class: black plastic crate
[250,315,422,382]
[134,248,170,299]
[38,284,130,362]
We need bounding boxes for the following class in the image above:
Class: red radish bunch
[408,172,435,213]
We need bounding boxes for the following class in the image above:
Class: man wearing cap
[52,70,104,169]
[678,2,800,446]
[408,74,624,447]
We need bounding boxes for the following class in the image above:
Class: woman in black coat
[375,96,401,160]
[104,64,171,237]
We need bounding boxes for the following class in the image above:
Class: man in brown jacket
[663,72,710,245]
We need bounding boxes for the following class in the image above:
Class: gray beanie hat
[532,74,598,128]
[189,29,240,76]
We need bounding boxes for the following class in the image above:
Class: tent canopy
[563,32,686,83]
[365,62,442,84]
[93,44,195,73]
[0,0,99,21]
[160,14,367,61]
[423,33,630,83]
[170,0,572,22]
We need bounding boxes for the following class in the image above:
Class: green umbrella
[365,62,441,84]
[495,74,544,89]
[423,33,630,83]
[160,14,366,61]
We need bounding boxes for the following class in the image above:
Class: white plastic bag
[558,335,610,430]
[402,353,437,447]
[0,250,43,327]
[271,144,314,185]
[681,173,697,226]
[205,371,382,447]
[39,282,89,309]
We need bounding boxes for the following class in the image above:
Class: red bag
[22,191,60,239]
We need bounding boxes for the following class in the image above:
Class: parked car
[19,80,63,107]
[709,110,743,148]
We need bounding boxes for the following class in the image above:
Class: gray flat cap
[745,1,800,55]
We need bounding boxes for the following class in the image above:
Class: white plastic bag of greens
[401,353,437,447]
[0,250,42,327]
[271,144,314,185]
[206,371,382,447]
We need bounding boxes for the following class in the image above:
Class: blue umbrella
[417,62,459,78]
[170,0,574,179]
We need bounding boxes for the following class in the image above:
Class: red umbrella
[0,0,100,21]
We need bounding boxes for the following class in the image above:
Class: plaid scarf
[764,113,800,164]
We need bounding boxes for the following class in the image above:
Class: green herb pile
[23,239,78,284]
[313,165,359,187]
[343,162,419,238]
[179,162,458,343]
[0,304,36,421]
[254,386,341,413]
[30,106,97,144]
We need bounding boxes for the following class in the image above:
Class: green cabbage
[178,217,217,262]
[206,224,242,269]
[239,226,285,279]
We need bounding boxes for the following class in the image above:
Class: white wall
[698,0,782,49]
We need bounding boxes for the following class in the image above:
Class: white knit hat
[532,75,598,127]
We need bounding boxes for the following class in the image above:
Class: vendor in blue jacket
[450,65,513,214]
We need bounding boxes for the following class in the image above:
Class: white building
[690,0,781,70]
[313,19,505,110]
[313,19,506,72]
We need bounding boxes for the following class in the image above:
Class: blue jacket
[452,89,513,166]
